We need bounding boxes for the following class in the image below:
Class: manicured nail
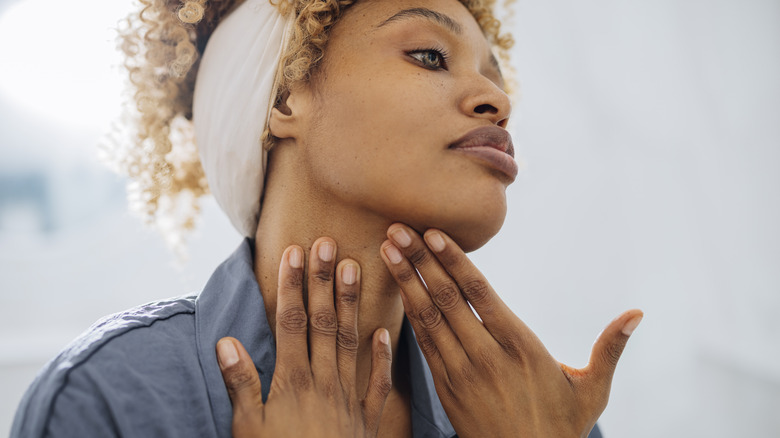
[342,263,357,285]
[622,315,643,336]
[384,244,403,264]
[318,241,334,262]
[217,339,239,368]
[289,247,302,269]
[426,232,446,253]
[390,228,412,248]
[379,329,389,345]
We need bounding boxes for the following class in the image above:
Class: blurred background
[1,0,778,436]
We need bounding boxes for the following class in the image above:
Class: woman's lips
[448,126,518,181]
[450,147,519,181]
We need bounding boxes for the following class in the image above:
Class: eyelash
[408,46,450,71]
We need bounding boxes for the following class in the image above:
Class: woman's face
[281,0,513,252]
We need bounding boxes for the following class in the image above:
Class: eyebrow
[377,7,463,35]
[377,7,505,85]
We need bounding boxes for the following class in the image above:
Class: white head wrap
[193,0,295,237]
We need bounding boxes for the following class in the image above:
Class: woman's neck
[252,152,407,398]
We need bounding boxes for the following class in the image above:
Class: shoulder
[11,294,214,438]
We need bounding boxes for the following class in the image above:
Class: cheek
[302,72,508,248]
[304,75,446,191]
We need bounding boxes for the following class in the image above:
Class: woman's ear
[269,85,310,140]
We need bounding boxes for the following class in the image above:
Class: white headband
[193,0,294,237]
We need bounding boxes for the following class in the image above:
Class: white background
[1,0,778,436]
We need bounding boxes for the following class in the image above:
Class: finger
[380,240,454,378]
[307,238,339,384]
[335,259,361,400]
[584,309,643,388]
[361,329,393,435]
[420,228,521,342]
[387,224,494,351]
[217,337,264,414]
[275,245,311,377]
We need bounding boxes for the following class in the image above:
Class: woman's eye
[409,49,448,70]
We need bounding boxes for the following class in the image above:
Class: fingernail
[288,247,302,268]
[217,339,239,368]
[342,263,357,285]
[379,329,390,345]
[390,228,412,248]
[318,241,334,262]
[425,232,446,253]
[384,244,403,264]
[622,315,643,336]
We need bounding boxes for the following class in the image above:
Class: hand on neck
[252,148,408,399]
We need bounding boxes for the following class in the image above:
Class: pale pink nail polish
[622,315,643,336]
[384,245,403,264]
[342,263,357,285]
[318,242,334,262]
[379,329,389,345]
[391,228,412,248]
[289,247,302,268]
[217,340,239,368]
[426,232,446,252]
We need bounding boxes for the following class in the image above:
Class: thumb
[586,309,643,387]
[217,337,264,413]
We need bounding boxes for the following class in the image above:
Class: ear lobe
[275,90,292,116]
[268,87,306,140]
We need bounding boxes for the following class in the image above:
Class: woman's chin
[407,207,507,253]
[445,217,505,253]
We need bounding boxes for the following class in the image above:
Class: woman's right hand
[215,239,393,438]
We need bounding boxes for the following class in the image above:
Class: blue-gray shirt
[12,239,602,437]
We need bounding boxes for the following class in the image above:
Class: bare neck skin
[252,144,408,400]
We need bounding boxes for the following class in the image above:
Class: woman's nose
[460,76,512,128]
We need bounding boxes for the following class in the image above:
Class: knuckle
[395,265,417,284]
[377,345,393,362]
[417,305,444,331]
[312,265,333,284]
[337,328,359,352]
[417,332,438,357]
[475,348,500,376]
[310,310,337,336]
[500,337,525,362]
[407,247,430,266]
[287,367,312,391]
[279,308,308,334]
[371,374,393,396]
[438,379,456,402]
[318,379,339,398]
[602,341,626,366]
[282,271,303,289]
[338,289,358,307]
[457,363,478,386]
[461,278,491,308]
[430,283,460,311]
[224,367,256,394]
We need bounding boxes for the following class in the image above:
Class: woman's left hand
[379,223,643,438]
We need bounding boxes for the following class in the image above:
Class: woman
[11,0,641,436]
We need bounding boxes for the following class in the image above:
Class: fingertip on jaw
[424,230,446,253]
[382,243,404,264]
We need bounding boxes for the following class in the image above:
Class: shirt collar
[195,238,455,438]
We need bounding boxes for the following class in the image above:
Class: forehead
[338,0,488,41]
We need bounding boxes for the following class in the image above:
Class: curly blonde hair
[103,0,515,253]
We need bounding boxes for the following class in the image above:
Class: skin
[214,0,643,436]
